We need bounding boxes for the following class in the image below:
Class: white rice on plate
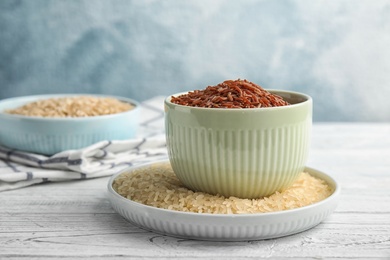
[113,162,333,214]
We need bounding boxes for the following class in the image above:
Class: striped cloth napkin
[0,96,168,191]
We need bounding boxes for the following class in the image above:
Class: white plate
[107,160,340,241]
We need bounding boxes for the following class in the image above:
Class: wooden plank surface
[1,123,389,259]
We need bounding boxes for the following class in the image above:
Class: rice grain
[5,96,134,118]
[113,162,333,214]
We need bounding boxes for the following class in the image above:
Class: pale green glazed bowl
[165,90,312,199]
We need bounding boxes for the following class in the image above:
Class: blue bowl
[0,94,140,155]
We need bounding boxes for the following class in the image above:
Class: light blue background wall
[1,0,389,121]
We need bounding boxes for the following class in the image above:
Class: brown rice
[5,96,134,118]
[171,79,290,108]
[113,162,333,214]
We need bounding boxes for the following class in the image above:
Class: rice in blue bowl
[0,94,140,155]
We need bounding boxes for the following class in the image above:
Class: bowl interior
[270,90,310,105]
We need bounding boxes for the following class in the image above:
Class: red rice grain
[171,79,290,108]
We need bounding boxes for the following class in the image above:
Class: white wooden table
[1,123,389,259]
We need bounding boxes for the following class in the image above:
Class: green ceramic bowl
[164,90,312,199]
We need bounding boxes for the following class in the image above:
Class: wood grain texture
[1,123,390,259]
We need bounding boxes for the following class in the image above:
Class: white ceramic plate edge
[107,160,340,241]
